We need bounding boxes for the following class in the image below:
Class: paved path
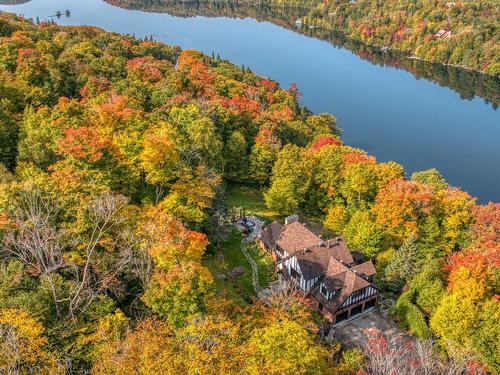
[329,309,404,347]
[239,216,264,294]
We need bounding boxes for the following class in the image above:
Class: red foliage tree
[309,136,341,152]
[57,127,114,163]
[287,83,302,100]
[469,203,500,251]
[177,50,215,97]
[221,95,261,118]
[344,152,376,166]
[126,56,165,82]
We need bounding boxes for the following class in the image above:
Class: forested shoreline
[107,0,500,76]
[105,0,500,105]
[0,12,498,374]
[298,0,499,76]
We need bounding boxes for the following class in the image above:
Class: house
[257,215,378,324]
[434,29,451,38]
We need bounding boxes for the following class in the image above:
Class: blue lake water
[1,0,499,202]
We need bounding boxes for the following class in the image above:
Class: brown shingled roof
[316,267,371,312]
[295,249,325,280]
[259,221,283,249]
[276,221,322,254]
[352,261,376,278]
[302,252,373,313]
[263,220,377,315]
[323,258,347,290]
[325,238,354,264]
[331,271,369,309]
[295,240,355,281]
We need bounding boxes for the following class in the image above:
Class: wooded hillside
[301,0,499,75]
[0,13,498,374]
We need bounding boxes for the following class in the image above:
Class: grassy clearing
[225,184,330,234]
[225,184,278,223]
[204,228,274,304]
[204,184,277,304]
[247,242,276,286]
[203,229,249,305]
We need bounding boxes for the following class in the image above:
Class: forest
[0,12,499,374]
[296,0,500,76]
[106,0,500,107]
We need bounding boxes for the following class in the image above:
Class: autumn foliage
[0,13,497,374]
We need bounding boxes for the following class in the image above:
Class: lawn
[203,228,274,305]
[247,241,276,287]
[225,184,278,223]
[204,228,272,305]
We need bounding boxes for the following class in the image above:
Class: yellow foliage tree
[245,318,328,375]
[0,308,62,374]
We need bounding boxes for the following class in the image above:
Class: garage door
[335,311,349,323]
[364,298,376,309]
[350,305,363,317]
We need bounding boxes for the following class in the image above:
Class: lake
[1,0,499,203]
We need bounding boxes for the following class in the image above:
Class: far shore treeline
[107,0,500,76]
[105,0,500,107]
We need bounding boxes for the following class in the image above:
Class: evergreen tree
[207,186,231,249]
[384,235,421,291]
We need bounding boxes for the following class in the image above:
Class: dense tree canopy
[0,12,498,374]
[0,13,339,373]
[300,0,500,75]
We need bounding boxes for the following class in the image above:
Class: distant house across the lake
[258,215,378,325]
[435,29,452,38]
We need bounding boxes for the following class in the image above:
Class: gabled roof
[325,238,354,265]
[352,261,376,278]
[323,259,347,290]
[313,263,372,312]
[294,240,356,281]
[276,221,322,254]
[262,219,378,314]
[295,249,325,280]
[331,270,370,309]
[258,221,283,249]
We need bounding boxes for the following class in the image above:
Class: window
[290,267,301,281]
[321,284,328,296]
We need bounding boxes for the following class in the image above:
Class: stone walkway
[239,216,264,294]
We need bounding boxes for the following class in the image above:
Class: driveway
[330,309,403,348]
